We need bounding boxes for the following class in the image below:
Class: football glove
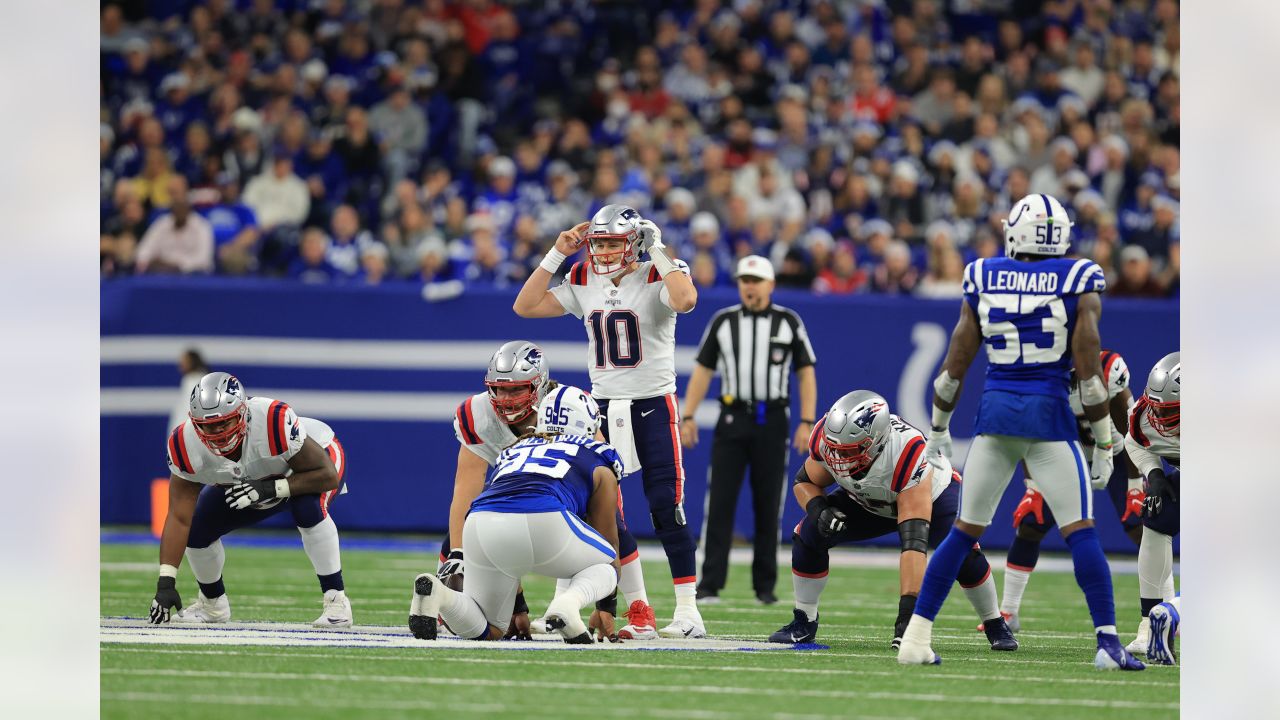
[224,477,286,510]
[892,594,917,650]
[1011,488,1045,528]
[1121,488,1146,523]
[1143,469,1177,517]
[634,219,665,255]
[437,549,464,584]
[1089,445,1114,490]
[925,427,952,462]
[149,576,182,624]
[806,496,847,538]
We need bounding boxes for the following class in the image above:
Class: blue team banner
[101,276,1178,554]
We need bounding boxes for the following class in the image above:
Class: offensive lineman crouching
[149,372,352,626]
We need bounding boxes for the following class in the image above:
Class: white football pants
[959,435,1092,527]
[462,510,617,633]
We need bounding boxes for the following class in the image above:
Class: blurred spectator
[360,242,391,286]
[916,245,966,299]
[1110,245,1165,298]
[135,177,214,274]
[198,175,260,275]
[326,205,380,279]
[813,241,866,295]
[369,85,428,182]
[243,156,310,231]
[868,241,920,295]
[289,227,339,284]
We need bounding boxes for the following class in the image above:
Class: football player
[767,391,1016,651]
[897,193,1145,670]
[410,387,622,643]
[514,205,705,638]
[993,350,1145,631]
[149,372,352,627]
[1123,352,1180,661]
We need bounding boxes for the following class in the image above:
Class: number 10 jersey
[551,260,691,400]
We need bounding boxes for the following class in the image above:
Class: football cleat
[529,617,553,635]
[313,589,353,628]
[982,616,1019,651]
[1147,602,1180,665]
[768,609,819,644]
[896,640,942,665]
[616,600,659,640]
[409,573,441,640]
[1095,632,1146,671]
[1126,616,1151,655]
[658,607,707,639]
[976,610,1020,634]
[173,591,231,623]
[695,587,721,604]
[542,596,592,645]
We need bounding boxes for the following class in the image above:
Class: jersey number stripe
[588,309,643,368]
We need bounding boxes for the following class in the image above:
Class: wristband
[930,405,953,431]
[932,370,960,403]
[513,590,529,616]
[1089,417,1114,450]
[649,244,678,277]
[159,563,179,579]
[539,247,569,274]
[595,589,618,616]
[274,478,291,498]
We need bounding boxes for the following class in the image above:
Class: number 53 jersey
[551,260,690,400]
[962,256,1107,441]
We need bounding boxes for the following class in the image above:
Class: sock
[298,516,344,594]
[962,572,1001,622]
[1001,567,1032,616]
[903,615,934,646]
[914,527,979,621]
[1006,534,1041,570]
[317,571,344,593]
[1138,526,1175,600]
[792,570,828,620]
[1065,526,1117,633]
[1140,597,1162,617]
[673,579,697,611]
[186,541,227,598]
[554,578,571,599]
[1166,596,1181,613]
[564,563,618,608]
[437,583,491,640]
[618,553,648,607]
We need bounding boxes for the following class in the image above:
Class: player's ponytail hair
[503,429,560,450]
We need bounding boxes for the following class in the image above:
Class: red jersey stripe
[456,401,481,444]
[892,437,926,492]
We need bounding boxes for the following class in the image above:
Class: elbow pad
[794,466,813,486]
[933,370,960,404]
[898,518,930,554]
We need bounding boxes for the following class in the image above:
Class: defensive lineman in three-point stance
[896,193,1145,670]
[149,372,352,627]
[514,205,706,638]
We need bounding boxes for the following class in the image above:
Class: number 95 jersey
[963,256,1106,441]
[550,260,691,400]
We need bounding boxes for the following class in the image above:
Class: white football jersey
[808,414,952,520]
[167,396,335,491]
[1124,398,1180,477]
[1068,349,1133,455]
[453,391,521,466]
[550,259,690,400]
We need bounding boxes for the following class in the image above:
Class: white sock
[298,516,343,576]
[1138,527,1174,600]
[903,615,933,645]
[792,571,828,620]
[185,540,226,585]
[437,583,489,640]
[674,580,696,611]
[1096,624,1118,636]
[1166,596,1181,613]
[963,573,1001,622]
[1001,567,1032,616]
[619,555,648,606]
[564,564,618,609]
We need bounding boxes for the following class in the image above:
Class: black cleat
[545,616,593,645]
[768,609,818,644]
[756,591,778,605]
[409,574,439,640]
[983,616,1019,651]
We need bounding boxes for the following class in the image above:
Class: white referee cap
[735,255,775,281]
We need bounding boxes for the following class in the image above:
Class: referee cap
[736,255,775,281]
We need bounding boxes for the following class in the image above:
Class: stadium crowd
[100,0,1179,299]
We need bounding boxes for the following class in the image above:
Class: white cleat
[1126,616,1151,655]
[529,618,551,635]
[896,640,942,665]
[173,592,231,623]
[658,607,707,639]
[313,589,353,628]
[542,596,592,644]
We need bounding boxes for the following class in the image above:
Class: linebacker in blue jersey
[897,194,1145,671]
[410,386,623,644]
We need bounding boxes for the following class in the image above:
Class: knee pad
[956,547,992,587]
[289,494,325,529]
[649,504,687,532]
[791,525,831,575]
[618,521,639,559]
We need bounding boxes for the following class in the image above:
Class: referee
[681,255,817,604]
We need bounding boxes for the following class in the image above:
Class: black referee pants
[699,405,790,596]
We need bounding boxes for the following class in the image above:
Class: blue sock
[1065,526,1115,630]
[914,526,979,621]
[319,570,344,593]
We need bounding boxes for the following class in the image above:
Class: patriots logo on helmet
[852,402,885,429]
[524,347,543,365]
[225,376,241,394]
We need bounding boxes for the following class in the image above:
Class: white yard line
[101,668,1175,710]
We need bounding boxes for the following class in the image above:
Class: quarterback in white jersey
[1123,352,1180,660]
[768,390,1015,651]
[514,205,706,639]
[149,373,352,628]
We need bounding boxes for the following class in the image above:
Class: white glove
[925,427,952,462]
[1089,446,1114,490]
[635,219,664,255]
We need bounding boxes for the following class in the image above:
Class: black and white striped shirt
[694,304,816,404]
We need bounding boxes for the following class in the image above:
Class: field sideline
[101,531,1178,720]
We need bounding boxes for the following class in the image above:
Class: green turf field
[101,536,1178,720]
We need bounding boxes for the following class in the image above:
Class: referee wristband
[539,247,569,274]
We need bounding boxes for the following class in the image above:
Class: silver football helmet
[584,203,643,276]
[1144,351,1180,437]
[535,385,601,437]
[486,340,550,423]
[819,390,892,478]
[1002,193,1073,258]
[188,372,249,456]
